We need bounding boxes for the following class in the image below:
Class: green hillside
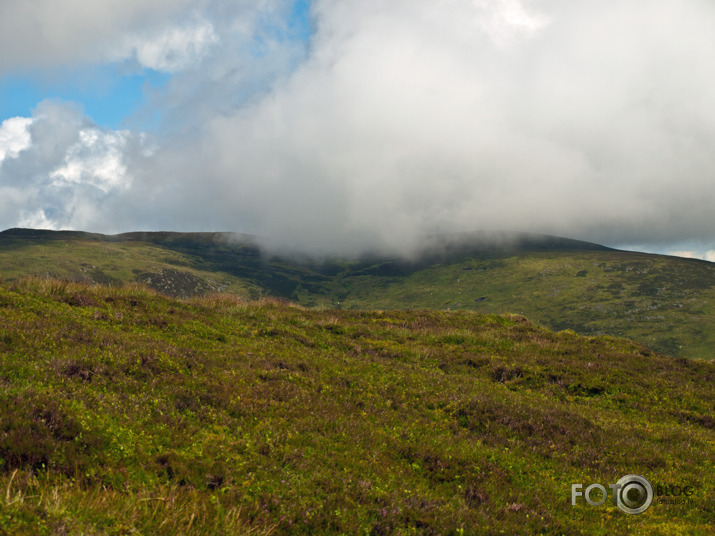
[328,249,715,360]
[1,228,714,359]
[0,279,712,535]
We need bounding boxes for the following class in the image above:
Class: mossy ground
[0,279,712,535]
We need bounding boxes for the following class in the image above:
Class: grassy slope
[1,229,714,358]
[0,230,259,299]
[0,279,713,535]
[329,250,715,360]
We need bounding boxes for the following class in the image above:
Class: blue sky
[290,0,312,42]
[0,66,171,129]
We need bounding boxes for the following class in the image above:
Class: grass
[1,229,714,359]
[0,237,257,299]
[330,250,715,359]
[0,278,712,534]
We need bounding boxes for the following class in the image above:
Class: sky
[1,0,714,260]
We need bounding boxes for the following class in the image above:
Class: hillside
[1,228,714,359]
[0,279,712,535]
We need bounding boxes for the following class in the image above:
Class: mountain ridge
[1,227,713,359]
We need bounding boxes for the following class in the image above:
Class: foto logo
[572,474,653,515]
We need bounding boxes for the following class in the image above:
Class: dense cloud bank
[1,0,715,257]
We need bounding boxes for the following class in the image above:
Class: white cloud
[476,0,551,45]
[157,0,715,254]
[50,129,131,193]
[665,249,715,263]
[17,209,58,231]
[3,0,715,258]
[0,0,194,72]
[0,1,284,75]
[0,101,148,232]
[0,117,33,162]
[115,16,219,73]
[668,250,699,259]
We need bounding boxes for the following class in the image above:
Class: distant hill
[0,279,712,534]
[1,227,713,359]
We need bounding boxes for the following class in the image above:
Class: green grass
[330,250,715,360]
[3,228,714,359]
[0,278,712,534]
[0,236,257,299]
